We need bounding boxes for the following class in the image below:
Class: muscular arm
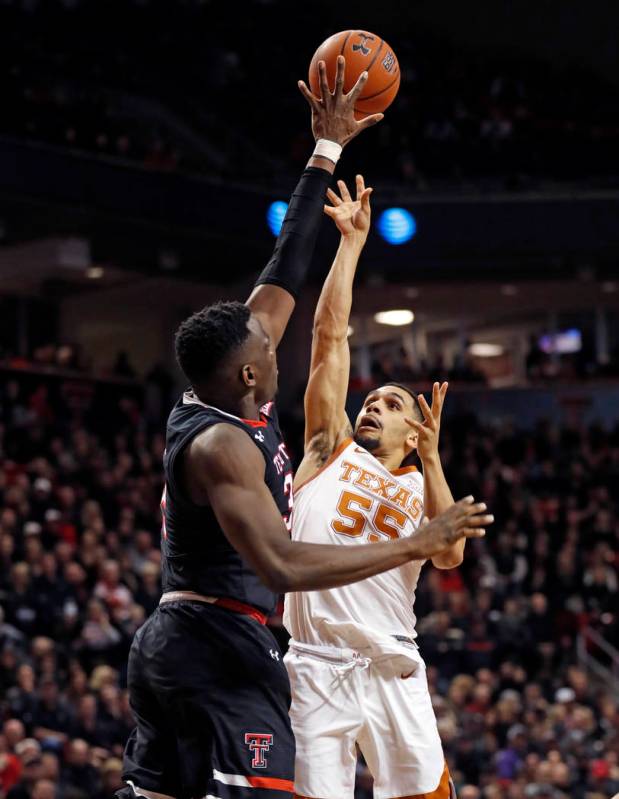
[294,177,371,488]
[423,453,464,569]
[185,424,491,593]
[294,236,363,484]
[247,58,383,348]
[246,159,334,348]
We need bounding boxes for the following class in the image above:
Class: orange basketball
[309,30,400,120]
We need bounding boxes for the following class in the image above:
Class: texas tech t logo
[244,733,273,768]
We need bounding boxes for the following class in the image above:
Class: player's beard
[353,432,381,451]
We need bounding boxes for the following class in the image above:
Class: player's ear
[241,363,256,387]
[405,428,418,451]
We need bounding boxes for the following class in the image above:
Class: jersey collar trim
[182,391,268,428]
[390,465,418,475]
[353,442,418,475]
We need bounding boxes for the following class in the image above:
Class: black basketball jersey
[160,390,293,616]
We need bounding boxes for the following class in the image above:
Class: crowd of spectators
[348,331,619,390]
[2,347,87,379]
[365,344,486,388]
[0,366,618,798]
[1,0,618,187]
[1,345,141,382]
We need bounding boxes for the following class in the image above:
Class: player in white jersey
[284,177,490,799]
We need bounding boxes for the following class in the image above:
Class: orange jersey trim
[248,775,294,792]
[354,446,419,476]
[294,437,353,494]
[390,464,418,476]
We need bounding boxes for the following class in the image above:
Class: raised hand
[324,175,372,241]
[405,381,448,462]
[298,55,384,146]
[410,497,493,560]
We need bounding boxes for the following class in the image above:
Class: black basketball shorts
[118,600,295,799]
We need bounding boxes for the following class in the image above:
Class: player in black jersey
[119,59,493,799]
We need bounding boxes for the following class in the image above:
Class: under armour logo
[352,33,375,57]
[269,648,280,661]
[244,732,273,768]
[254,430,265,442]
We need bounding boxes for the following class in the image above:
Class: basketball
[309,30,400,119]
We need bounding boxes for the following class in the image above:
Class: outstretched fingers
[355,173,366,200]
[355,112,384,132]
[334,55,345,97]
[318,60,331,104]
[326,187,343,206]
[432,381,448,420]
[359,186,373,212]
[347,69,369,101]
[417,392,434,425]
[297,80,321,111]
[460,503,494,537]
[337,179,352,203]
[462,527,488,538]
[467,512,494,526]
[405,417,424,432]
[463,501,489,518]
[323,204,338,218]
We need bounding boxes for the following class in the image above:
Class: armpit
[308,421,353,465]
[307,431,334,465]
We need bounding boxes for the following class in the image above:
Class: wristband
[313,138,343,164]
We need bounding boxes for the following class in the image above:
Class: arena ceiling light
[267,201,289,237]
[377,208,416,245]
[374,309,414,326]
[86,266,104,279]
[469,342,504,357]
[501,284,518,296]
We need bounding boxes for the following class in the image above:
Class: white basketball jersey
[284,438,426,659]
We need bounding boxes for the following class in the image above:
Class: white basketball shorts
[285,641,455,799]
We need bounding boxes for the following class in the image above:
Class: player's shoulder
[169,390,223,427]
[188,423,260,475]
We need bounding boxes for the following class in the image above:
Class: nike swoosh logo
[401,670,415,680]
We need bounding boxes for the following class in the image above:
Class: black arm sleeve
[254,166,332,300]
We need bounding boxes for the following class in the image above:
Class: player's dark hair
[378,382,423,421]
[175,301,251,385]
